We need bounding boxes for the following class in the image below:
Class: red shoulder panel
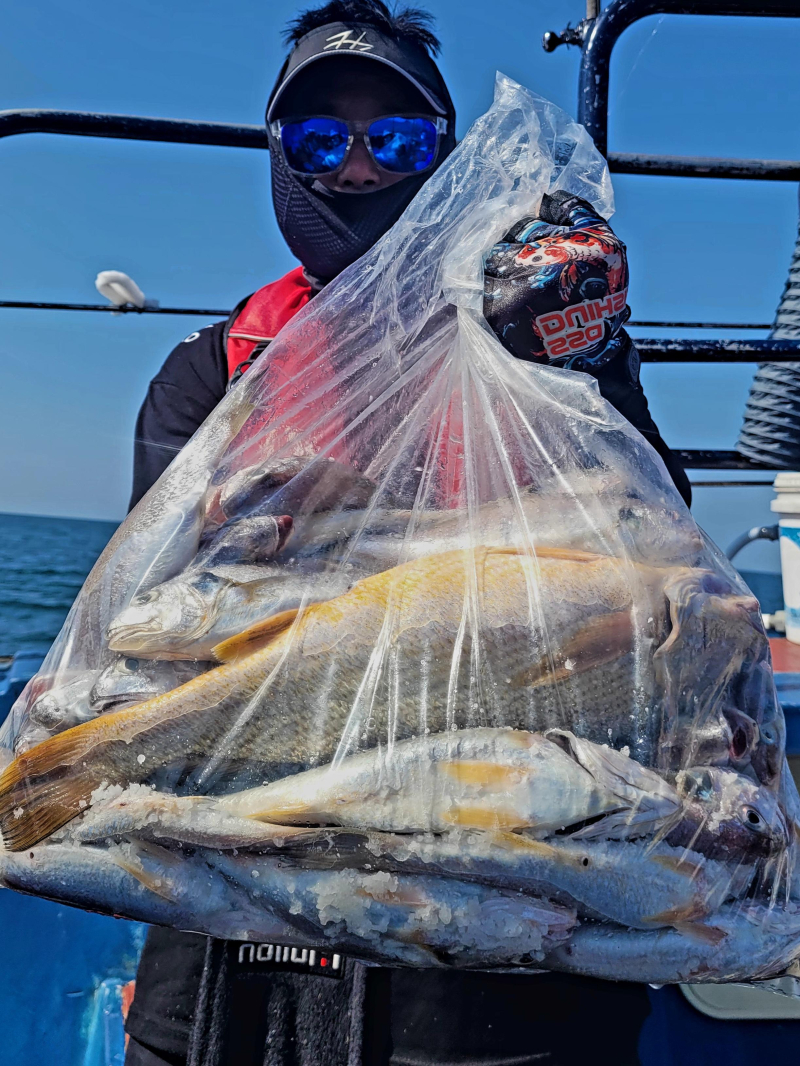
[226,266,314,382]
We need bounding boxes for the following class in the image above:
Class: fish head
[677,766,789,858]
[736,661,786,788]
[611,497,703,564]
[90,657,210,712]
[14,726,53,754]
[214,457,379,520]
[661,713,734,771]
[656,568,784,781]
[106,573,224,655]
[90,657,165,711]
[216,458,309,519]
[197,515,293,567]
[27,672,95,730]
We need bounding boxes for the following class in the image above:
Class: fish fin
[212,608,304,662]
[0,719,119,850]
[0,773,97,852]
[109,848,182,902]
[513,611,634,688]
[0,726,100,795]
[225,793,326,824]
[485,830,562,859]
[672,920,727,946]
[644,901,708,927]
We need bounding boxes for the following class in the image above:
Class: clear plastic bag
[1,76,797,982]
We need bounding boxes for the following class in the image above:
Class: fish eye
[124,658,140,672]
[742,806,765,831]
[761,723,779,745]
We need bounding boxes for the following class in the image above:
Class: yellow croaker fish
[0,546,717,851]
[218,727,680,836]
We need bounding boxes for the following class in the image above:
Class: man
[125,4,682,1064]
[129,1,456,508]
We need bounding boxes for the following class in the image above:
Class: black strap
[187,939,368,1066]
[226,340,271,391]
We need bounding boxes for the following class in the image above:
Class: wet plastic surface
[0,78,797,982]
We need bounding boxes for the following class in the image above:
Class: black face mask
[266,22,457,285]
[268,139,454,284]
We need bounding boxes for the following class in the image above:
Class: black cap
[267,21,451,122]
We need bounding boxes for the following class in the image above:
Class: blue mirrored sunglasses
[271,115,447,176]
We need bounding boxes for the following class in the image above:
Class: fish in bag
[1,75,798,984]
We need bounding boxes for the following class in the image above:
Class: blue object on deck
[774,673,800,755]
[640,985,800,1065]
[0,891,144,1066]
[0,651,145,1066]
[81,977,131,1066]
[0,651,44,722]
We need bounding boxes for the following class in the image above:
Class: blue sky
[1,1,799,571]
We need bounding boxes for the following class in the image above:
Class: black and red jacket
[130,267,314,510]
[130,266,689,511]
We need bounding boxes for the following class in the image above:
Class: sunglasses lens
[368,117,438,173]
[280,118,349,174]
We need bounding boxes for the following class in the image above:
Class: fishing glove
[483,192,692,508]
[483,191,631,371]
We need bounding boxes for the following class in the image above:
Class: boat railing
[2,0,800,475]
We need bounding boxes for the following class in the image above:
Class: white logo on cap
[323,30,373,51]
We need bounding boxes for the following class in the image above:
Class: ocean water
[0,511,142,1066]
[0,512,118,658]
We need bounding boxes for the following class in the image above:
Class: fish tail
[0,718,122,850]
[0,770,100,851]
[0,677,222,850]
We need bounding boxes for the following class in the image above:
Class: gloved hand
[483,191,630,372]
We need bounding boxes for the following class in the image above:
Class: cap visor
[267,51,446,122]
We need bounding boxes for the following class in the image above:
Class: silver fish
[106,563,355,661]
[69,785,318,850]
[106,468,704,663]
[16,658,209,750]
[97,482,209,605]
[664,767,789,860]
[212,457,383,522]
[282,486,702,572]
[0,840,303,944]
[203,850,577,968]
[541,903,800,984]
[270,828,750,933]
[64,786,752,936]
[26,672,96,733]
[219,728,681,838]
